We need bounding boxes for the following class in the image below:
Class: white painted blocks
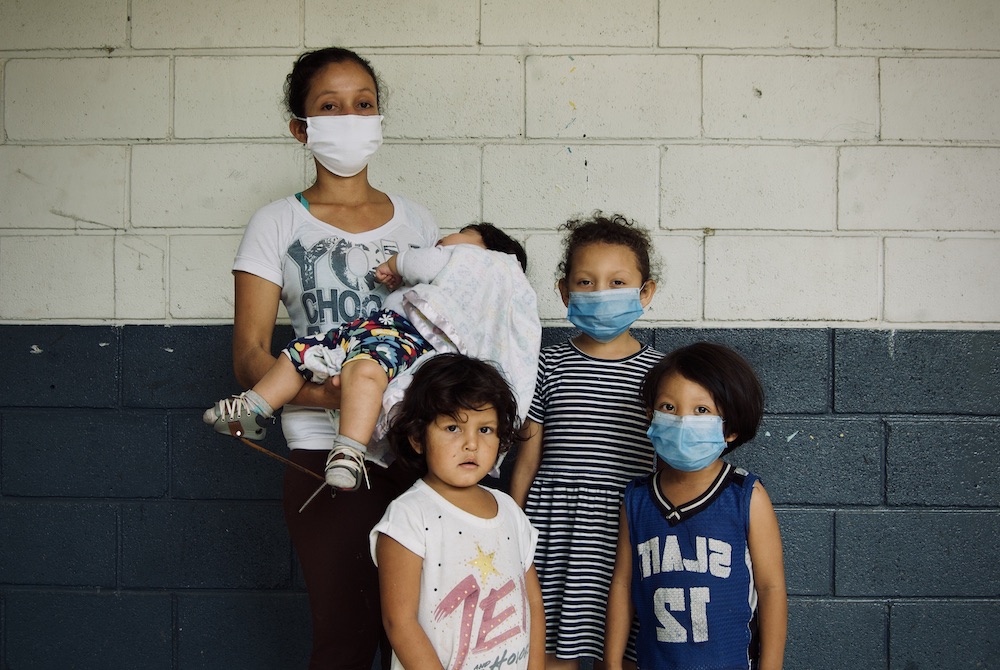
[482,0,657,46]
[663,145,836,231]
[0,146,127,230]
[525,234,567,321]
[840,147,1000,232]
[661,0,834,48]
[704,56,878,141]
[0,0,127,50]
[527,56,700,139]
[169,236,243,319]
[370,56,523,139]
[886,238,1000,323]
[305,0,479,47]
[881,59,1000,142]
[705,236,880,321]
[6,58,170,141]
[174,57,294,139]
[132,0,299,48]
[116,236,168,320]
[482,145,659,232]
[0,236,115,320]
[369,145,482,232]
[131,144,305,229]
[839,0,1000,49]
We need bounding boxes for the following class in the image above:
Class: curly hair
[387,353,522,475]
[557,211,657,283]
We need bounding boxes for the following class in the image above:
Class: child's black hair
[640,342,764,452]
[284,47,382,118]
[557,211,656,282]
[387,353,521,475]
[462,222,528,272]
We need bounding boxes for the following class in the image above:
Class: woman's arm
[509,419,543,508]
[232,271,341,409]
[604,505,635,670]
[376,533,446,670]
[524,564,546,670]
[747,482,788,670]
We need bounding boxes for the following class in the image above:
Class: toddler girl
[371,353,545,670]
[605,342,787,670]
[510,212,662,670]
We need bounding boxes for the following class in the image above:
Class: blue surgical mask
[647,412,727,472]
[567,288,645,343]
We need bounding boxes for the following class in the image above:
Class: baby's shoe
[203,392,274,440]
[324,441,370,491]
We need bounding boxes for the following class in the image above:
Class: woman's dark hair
[387,353,521,474]
[640,342,765,452]
[462,222,528,272]
[284,47,381,118]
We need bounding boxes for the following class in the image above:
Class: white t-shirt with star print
[371,478,539,670]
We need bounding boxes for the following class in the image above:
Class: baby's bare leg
[251,355,308,412]
[337,358,389,447]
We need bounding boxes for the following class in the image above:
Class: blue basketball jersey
[624,463,760,670]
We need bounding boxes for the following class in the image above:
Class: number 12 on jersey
[654,586,711,643]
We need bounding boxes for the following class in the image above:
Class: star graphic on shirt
[467,544,501,584]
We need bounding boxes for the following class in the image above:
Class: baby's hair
[284,47,382,119]
[462,222,528,272]
[387,353,521,474]
[557,211,656,283]
[640,342,764,452]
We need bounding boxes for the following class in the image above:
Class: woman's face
[303,60,380,118]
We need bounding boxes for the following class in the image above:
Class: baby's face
[438,228,485,249]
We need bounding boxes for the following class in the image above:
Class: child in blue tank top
[605,342,787,670]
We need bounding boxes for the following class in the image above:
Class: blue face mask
[647,412,728,472]
[566,288,645,343]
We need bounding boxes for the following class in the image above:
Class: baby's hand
[375,262,402,291]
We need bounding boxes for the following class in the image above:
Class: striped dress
[524,341,663,659]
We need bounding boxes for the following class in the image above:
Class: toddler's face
[437,228,485,249]
[415,405,500,493]
[652,372,736,444]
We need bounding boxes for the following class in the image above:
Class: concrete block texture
[482,0,657,46]
[0,325,119,408]
[0,235,115,320]
[662,145,837,231]
[131,143,306,229]
[482,144,660,233]
[121,501,290,588]
[834,330,1000,415]
[0,501,117,586]
[785,599,888,670]
[115,236,169,320]
[4,592,173,670]
[774,510,833,596]
[704,235,879,321]
[527,55,701,139]
[0,0,127,50]
[370,144,482,232]
[881,58,1000,142]
[890,601,1000,670]
[174,57,295,139]
[370,56,524,139]
[2,410,167,498]
[5,58,170,141]
[168,235,243,319]
[132,0,299,49]
[661,0,834,48]
[835,510,1000,597]
[885,237,1000,323]
[305,0,479,47]
[178,593,311,669]
[704,56,878,141]
[839,0,1000,50]
[0,146,127,230]
[840,147,1000,232]
[888,419,1000,507]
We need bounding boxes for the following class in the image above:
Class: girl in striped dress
[510,212,662,670]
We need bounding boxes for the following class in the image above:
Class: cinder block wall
[2,1,999,668]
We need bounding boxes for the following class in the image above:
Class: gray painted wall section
[1,325,998,669]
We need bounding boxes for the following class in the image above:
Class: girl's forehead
[569,242,641,273]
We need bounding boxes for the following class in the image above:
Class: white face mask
[297,114,383,177]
